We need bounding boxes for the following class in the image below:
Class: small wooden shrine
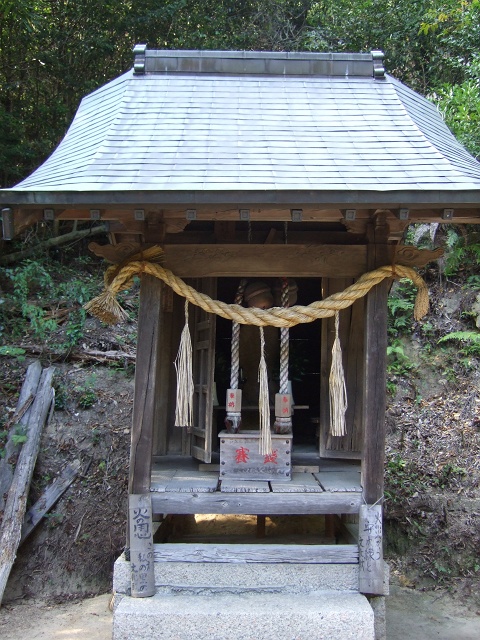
[2,48,480,630]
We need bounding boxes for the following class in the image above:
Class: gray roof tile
[2,50,480,206]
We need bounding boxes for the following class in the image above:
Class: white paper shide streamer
[258,327,273,454]
[329,311,348,436]
[174,300,194,429]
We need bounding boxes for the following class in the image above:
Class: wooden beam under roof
[89,241,442,278]
[8,204,480,242]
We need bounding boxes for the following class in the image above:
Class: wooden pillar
[129,274,164,494]
[127,274,163,597]
[359,213,390,595]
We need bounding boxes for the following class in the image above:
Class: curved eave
[2,188,480,209]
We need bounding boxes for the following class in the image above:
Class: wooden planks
[165,475,219,493]
[315,471,362,493]
[150,468,177,492]
[220,480,270,493]
[270,473,323,493]
[151,490,362,515]
[153,542,359,564]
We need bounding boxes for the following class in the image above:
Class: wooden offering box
[219,430,292,482]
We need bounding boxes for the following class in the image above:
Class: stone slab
[113,591,375,640]
[113,555,359,596]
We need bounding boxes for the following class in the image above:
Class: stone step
[113,554,359,597]
[113,590,375,640]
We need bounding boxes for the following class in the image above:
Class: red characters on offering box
[235,446,250,463]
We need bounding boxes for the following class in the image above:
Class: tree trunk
[0,361,42,512]
[0,367,55,606]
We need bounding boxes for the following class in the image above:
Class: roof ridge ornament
[372,50,385,79]
[133,44,147,75]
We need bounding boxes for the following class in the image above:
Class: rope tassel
[258,327,273,455]
[174,301,194,429]
[329,312,348,437]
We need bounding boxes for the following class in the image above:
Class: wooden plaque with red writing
[219,430,292,482]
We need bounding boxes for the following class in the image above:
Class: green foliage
[0,257,100,351]
[388,279,416,337]
[385,454,425,504]
[438,330,480,356]
[11,432,27,446]
[45,511,64,528]
[387,340,416,377]
[443,229,480,276]
[466,274,480,289]
[304,0,437,92]
[77,390,97,409]
[420,0,480,85]
[1,260,58,341]
[75,374,98,409]
[1,0,480,189]
[0,345,26,360]
[53,379,68,410]
[432,79,480,158]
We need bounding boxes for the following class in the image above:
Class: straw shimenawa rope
[84,247,429,327]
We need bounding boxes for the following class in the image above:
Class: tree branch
[0,225,108,266]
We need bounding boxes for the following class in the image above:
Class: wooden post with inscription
[359,214,389,595]
[127,274,163,597]
[358,504,384,594]
[129,494,156,597]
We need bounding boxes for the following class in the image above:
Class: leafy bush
[0,257,101,351]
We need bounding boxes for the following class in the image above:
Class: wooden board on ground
[220,480,270,493]
[270,473,323,493]
[315,471,362,492]
[21,459,81,543]
[153,542,359,564]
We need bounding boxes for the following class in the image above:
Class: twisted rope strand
[84,257,429,327]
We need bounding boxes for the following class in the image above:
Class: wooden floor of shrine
[150,449,363,518]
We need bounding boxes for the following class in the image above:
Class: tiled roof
[3,50,480,206]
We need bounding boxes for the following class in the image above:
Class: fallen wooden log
[0,224,108,266]
[0,367,55,606]
[18,344,136,364]
[20,459,81,544]
[0,361,42,512]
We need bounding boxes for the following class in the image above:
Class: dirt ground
[1,585,480,639]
